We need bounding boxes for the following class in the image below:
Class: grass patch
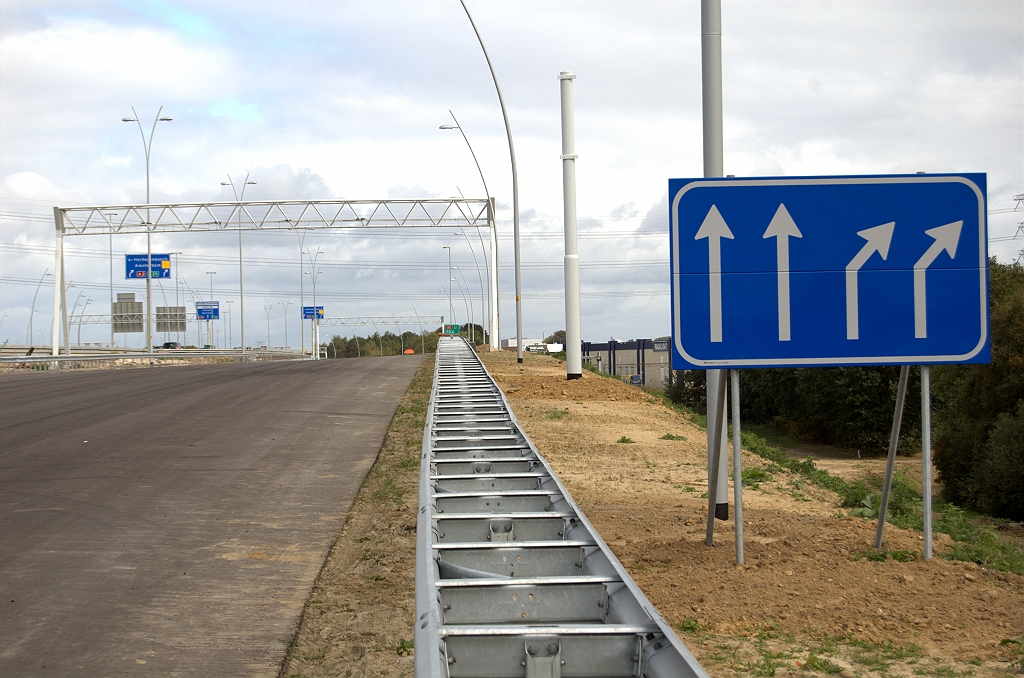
[545,408,570,420]
[742,466,774,489]
[660,433,687,441]
[736,427,1024,575]
[803,652,843,674]
[617,436,635,444]
[855,547,917,563]
[675,617,714,635]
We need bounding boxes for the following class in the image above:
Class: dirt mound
[483,350,1024,676]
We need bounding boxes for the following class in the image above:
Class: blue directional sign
[196,301,219,320]
[125,253,171,279]
[670,174,989,368]
[302,306,324,320]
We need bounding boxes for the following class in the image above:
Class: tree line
[666,259,1024,520]
[322,324,485,358]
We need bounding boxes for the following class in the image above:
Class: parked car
[161,342,181,349]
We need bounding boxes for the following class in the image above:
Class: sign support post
[874,364,910,548]
[922,365,933,559]
[705,371,727,546]
[731,369,744,564]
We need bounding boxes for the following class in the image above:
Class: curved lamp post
[122,106,172,354]
[458,0,523,361]
[440,111,497,348]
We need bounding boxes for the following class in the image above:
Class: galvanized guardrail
[0,350,301,373]
[416,336,708,678]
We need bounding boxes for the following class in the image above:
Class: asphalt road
[0,355,425,676]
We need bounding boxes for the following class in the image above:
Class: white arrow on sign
[762,203,803,341]
[695,205,734,342]
[845,222,895,340]
[914,220,962,338]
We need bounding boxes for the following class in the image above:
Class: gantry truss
[49,198,498,356]
[54,198,490,235]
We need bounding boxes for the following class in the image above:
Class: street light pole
[453,266,473,341]
[278,300,292,348]
[206,271,216,348]
[28,269,51,346]
[122,106,172,354]
[170,251,182,345]
[442,246,453,327]
[440,111,497,348]
[304,247,323,359]
[225,299,233,348]
[263,304,272,348]
[221,175,256,352]
[458,0,522,361]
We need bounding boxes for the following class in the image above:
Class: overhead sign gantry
[49,198,494,356]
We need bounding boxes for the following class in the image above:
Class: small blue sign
[670,174,989,368]
[302,306,324,320]
[125,253,171,279]
[196,301,219,321]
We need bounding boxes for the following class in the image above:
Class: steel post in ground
[706,370,727,546]
[874,364,910,548]
[559,70,583,380]
[731,369,744,564]
[922,365,933,559]
[52,209,63,355]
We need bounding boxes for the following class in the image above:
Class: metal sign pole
[922,365,933,559]
[52,209,63,356]
[874,364,910,548]
[705,371,728,546]
[700,0,727,528]
[730,369,744,564]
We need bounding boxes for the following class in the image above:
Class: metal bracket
[488,520,513,542]
[524,640,562,678]
[559,154,578,160]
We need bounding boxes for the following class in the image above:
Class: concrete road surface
[0,356,425,676]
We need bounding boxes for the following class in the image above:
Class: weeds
[545,408,570,420]
[855,547,917,563]
[1000,637,1024,673]
[742,467,774,489]
[660,433,687,441]
[675,617,714,635]
[395,638,414,656]
[803,652,843,674]
[617,436,635,444]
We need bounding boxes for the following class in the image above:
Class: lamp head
[158,117,173,121]
[246,181,256,185]
[122,118,137,122]
[221,181,230,186]
[439,124,458,130]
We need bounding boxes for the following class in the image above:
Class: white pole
[731,369,744,564]
[52,209,63,355]
[922,365,933,559]
[701,0,727,533]
[559,71,583,380]
[489,198,499,349]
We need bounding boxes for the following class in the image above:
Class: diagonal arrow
[763,203,803,341]
[845,222,895,340]
[695,205,734,342]
[914,220,962,338]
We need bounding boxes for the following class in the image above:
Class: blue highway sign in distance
[670,173,989,369]
[195,301,219,321]
[302,306,324,320]
[125,253,171,279]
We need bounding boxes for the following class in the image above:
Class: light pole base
[517,357,523,363]
[566,373,582,380]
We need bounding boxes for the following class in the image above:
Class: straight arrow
[845,222,895,340]
[695,205,734,342]
[914,220,962,338]
[763,203,802,341]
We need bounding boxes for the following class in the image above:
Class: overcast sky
[2,0,1021,349]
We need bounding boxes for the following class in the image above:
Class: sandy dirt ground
[482,351,1024,677]
[283,350,1023,678]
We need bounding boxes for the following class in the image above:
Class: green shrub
[975,402,1024,520]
